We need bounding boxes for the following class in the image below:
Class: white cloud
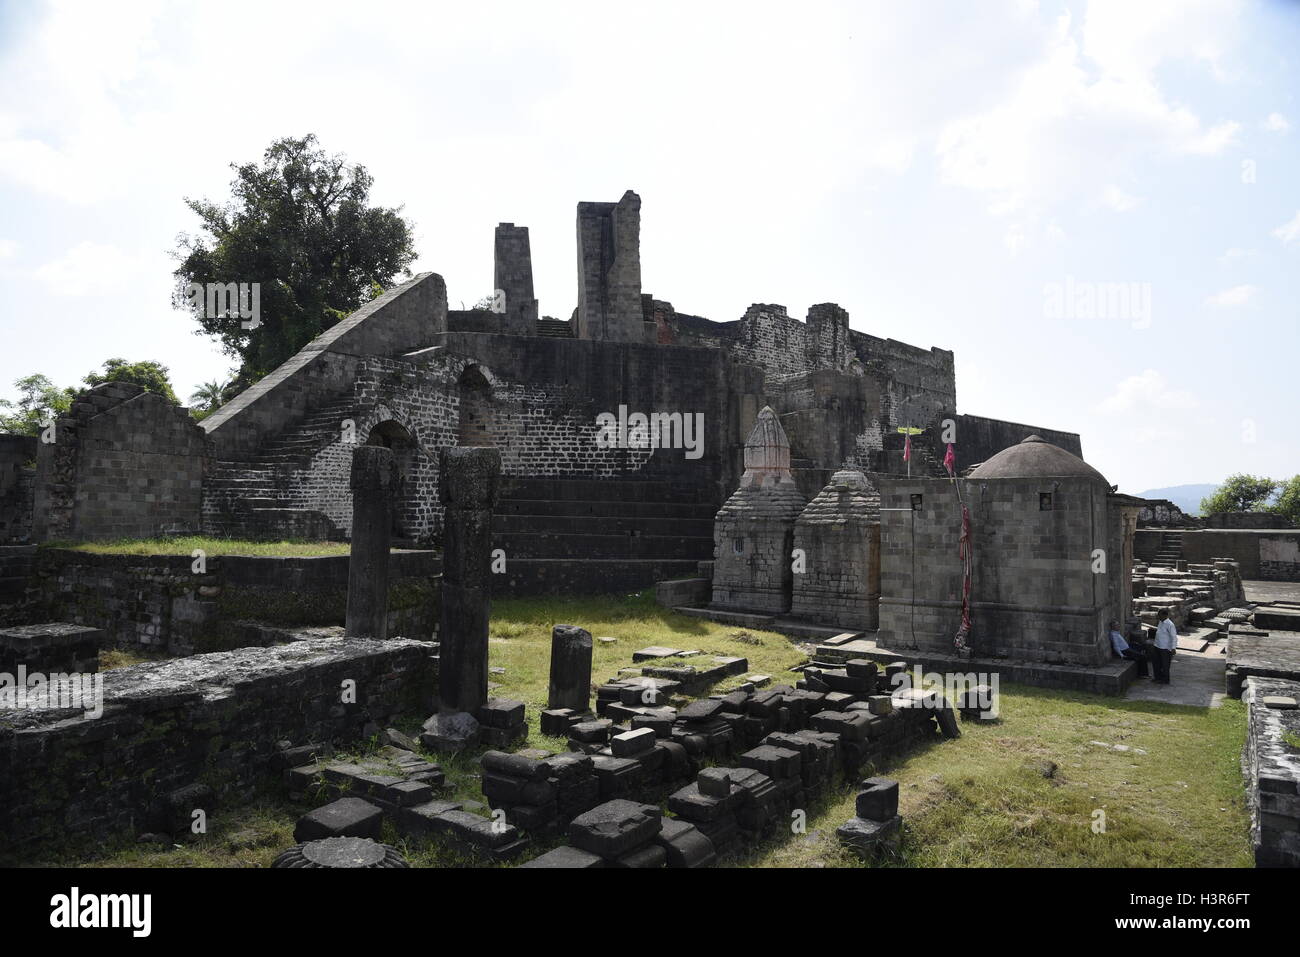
[1263,112,1290,133]
[0,239,16,259]
[32,242,152,297]
[1101,184,1141,212]
[1273,210,1300,245]
[1219,247,1254,262]
[1098,369,1198,414]
[936,0,1243,217]
[1205,284,1256,307]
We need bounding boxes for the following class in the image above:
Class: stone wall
[21,548,440,655]
[0,635,436,851]
[953,414,1083,471]
[31,383,209,542]
[1161,529,1300,581]
[0,435,36,545]
[1241,677,1300,867]
[878,476,1114,665]
[202,272,448,458]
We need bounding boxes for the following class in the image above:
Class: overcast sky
[0,0,1296,494]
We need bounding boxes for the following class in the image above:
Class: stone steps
[497,498,716,520]
[496,531,714,561]
[496,513,714,537]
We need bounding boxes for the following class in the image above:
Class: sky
[0,0,1296,495]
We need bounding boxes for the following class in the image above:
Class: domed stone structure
[969,435,1109,484]
[710,408,806,614]
[790,470,882,629]
[878,436,1143,676]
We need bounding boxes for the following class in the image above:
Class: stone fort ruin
[3,189,1082,595]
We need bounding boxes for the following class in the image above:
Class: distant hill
[1134,483,1218,516]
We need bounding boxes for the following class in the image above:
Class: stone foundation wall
[0,635,436,851]
[1241,677,1300,867]
[32,383,210,542]
[0,435,36,544]
[23,549,440,654]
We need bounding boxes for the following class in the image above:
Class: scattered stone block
[568,800,663,858]
[420,711,480,753]
[856,777,899,822]
[519,845,604,869]
[611,727,656,757]
[293,797,383,843]
[272,836,409,868]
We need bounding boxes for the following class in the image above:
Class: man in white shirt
[1109,619,1148,678]
[1152,609,1178,684]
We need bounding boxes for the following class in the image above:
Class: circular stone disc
[302,837,387,868]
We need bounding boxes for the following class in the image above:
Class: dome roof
[968,435,1109,484]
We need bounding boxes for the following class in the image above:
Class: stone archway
[365,419,418,543]
[457,365,496,447]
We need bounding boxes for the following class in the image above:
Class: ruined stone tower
[575,189,647,342]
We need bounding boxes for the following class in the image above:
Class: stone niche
[710,407,806,614]
[790,470,881,629]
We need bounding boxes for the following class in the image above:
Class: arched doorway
[365,419,418,543]
[457,365,495,446]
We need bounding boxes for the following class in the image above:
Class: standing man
[1152,608,1178,685]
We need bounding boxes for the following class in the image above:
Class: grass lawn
[41,536,352,557]
[13,593,1253,868]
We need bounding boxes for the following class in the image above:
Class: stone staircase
[492,476,718,595]
[537,318,574,338]
[1154,530,1184,567]
[203,395,358,540]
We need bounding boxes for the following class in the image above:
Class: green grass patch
[743,683,1252,868]
[43,536,352,558]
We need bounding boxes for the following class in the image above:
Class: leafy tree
[188,379,229,412]
[1271,475,1300,528]
[0,374,74,436]
[1200,474,1279,515]
[173,134,416,380]
[83,358,178,404]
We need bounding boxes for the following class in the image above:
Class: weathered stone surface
[568,799,662,858]
[293,797,383,843]
[856,777,900,822]
[345,445,397,640]
[272,836,409,868]
[420,711,481,753]
[549,625,593,712]
[519,845,604,869]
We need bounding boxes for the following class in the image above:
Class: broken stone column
[437,446,501,715]
[346,445,397,639]
[710,407,806,614]
[548,624,593,713]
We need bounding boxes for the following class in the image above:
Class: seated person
[1108,619,1149,678]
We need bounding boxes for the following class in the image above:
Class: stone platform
[673,605,863,642]
[1226,633,1300,698]
[812,635,1137,696]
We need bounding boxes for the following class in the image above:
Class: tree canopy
[173,134,417,381]
[83,358,179,404]
[0,374,74,437]
[1200,474,1279,514]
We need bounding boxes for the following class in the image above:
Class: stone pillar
[346,445,397,639]
[575,190,645,342]
[548,624,593,712]
[438,446,501,715]
[494,223,539,336]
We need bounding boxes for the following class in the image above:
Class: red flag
[903,434,911,462]
[943,443,956,475]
